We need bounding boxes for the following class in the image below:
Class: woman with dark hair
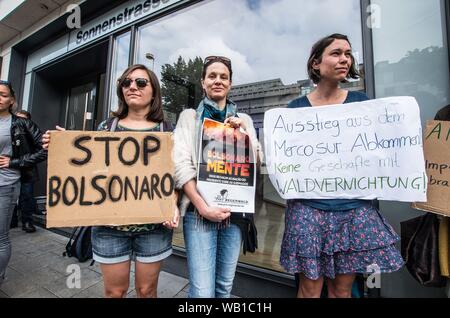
[173,56,261,298]
[280,34,404,298]
[111,64,164,123]
[0,80,46,286]
[42,65,179,298]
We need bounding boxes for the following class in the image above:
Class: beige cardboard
[412,120,450,217]
[46,131,175,227]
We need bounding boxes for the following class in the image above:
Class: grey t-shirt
[0,115,20,186]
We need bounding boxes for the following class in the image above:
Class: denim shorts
[91,225,173,264]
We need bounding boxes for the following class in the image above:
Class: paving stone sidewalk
[0,227,189,298]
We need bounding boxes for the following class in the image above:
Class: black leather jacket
[9,115,47,180]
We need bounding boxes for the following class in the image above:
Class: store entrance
[29,40,109,200]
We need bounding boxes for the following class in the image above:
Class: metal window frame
[360,0,375,99]
[103,37,114,119]
[104,28,133,115]
[129,25,137,66]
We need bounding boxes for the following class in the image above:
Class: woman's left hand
[0,156,10,168]
[224,117,247,131]
[163,205,180,229]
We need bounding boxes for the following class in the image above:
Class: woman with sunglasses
[42,64,179,298]
[173,56,261,298]
[0,80,46,286]
[280,34,404,298]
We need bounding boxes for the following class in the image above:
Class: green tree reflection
[161,56,204,121]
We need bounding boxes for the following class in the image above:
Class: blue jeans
[19,181,36,223]
[0,182,20,284]
[183,211,242,298]
[11,181,37,225]
[92,225,173,264]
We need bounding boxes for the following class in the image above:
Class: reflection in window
[371,0,450,298]
[160,56,204,124]
[372,0,450,121]
[109,32,131,113]
[136,0,365,273]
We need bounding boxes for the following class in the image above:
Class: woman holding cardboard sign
[0,80,46,287]
[280,34,404,298]
[173,56,262,298]
[42,64,179,298]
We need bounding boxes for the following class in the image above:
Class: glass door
[65,82,97,131]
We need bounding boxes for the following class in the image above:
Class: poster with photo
[197,118,256,213]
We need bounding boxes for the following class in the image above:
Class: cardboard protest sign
[197,118,256,213]
[412,120,450,216]
[264,96,427,201]
[46,131,175,227]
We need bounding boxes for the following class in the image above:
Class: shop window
[371,0,450,298]
[135,0,365,273]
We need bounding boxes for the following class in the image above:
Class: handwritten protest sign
[46,131,175,227]
[264,96,427,201]
[412,120,450,216]
[197,118,256,213]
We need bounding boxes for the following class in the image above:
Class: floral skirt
[280,201,404,280]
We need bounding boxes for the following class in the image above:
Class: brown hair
[307,33,360,84]
[202,58,233,81]
[113,64,164,122]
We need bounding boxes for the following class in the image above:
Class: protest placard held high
[264,96,427,202]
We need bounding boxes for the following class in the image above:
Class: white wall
[0,0,26,20]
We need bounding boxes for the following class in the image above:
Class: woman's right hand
[42,125,66,150]
[198,206,231,223]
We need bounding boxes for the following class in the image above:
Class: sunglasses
[120,78,150,89]
[204,55,232,66]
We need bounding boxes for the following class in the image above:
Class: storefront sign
[68,0,183,50]
[413,120,450,216]
[264,96,427,202]
[46,131,175,227]
[197,119,256,213]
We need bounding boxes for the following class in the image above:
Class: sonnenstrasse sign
[68,0,183,50]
